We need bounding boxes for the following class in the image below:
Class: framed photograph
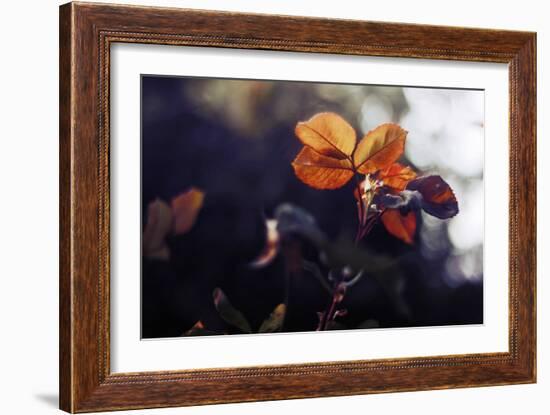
[59,2,536,412]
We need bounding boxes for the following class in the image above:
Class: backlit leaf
[378,163,416,191]
[182,321,220,337]
[354,124,407,174]
[407,175,459,219]
[171,187,205,235]
[213,288,252,333]
[249,219,280,269]
[142,198,172,260]
[183,321,205,336]
[381,209,416,245]
[295,112,356,158]
[183,320,204,336]
[292,146,354,189]
[259,304,286,333]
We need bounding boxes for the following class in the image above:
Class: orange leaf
[171,187,205,235]
[381,209,416,245]
[292,146,354,189]
[379,163,417,191]
[295,112,356,159]
[354,124,407,174]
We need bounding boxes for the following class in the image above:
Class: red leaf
[294,112,356,158]
[378,163,417,191]
[292,114,410,193]
[292,146,354,189]
[407,175,458,219]
[381,209,416,244]
[292,112,358,190]
[354,124,407,174]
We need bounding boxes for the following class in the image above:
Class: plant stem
[360,211,381,240]
[320,295,338,330]
[318,281,346,331]
[353,173,366,243]
[319,172,378,331]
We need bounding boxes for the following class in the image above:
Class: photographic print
[141,75,483,339]
[59,5,536,410]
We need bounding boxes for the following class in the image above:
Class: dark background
[141,75,483,338]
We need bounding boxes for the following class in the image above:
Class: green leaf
[259,304,286,333]
[212,288,252,333]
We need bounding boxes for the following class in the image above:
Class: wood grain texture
[59,3,73,411]
[59,2,537,412]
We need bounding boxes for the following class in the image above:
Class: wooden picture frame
[59,2,536,412]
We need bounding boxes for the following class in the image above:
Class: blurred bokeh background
[141,75,484,338]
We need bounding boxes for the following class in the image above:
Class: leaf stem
[353,171,366,243]
[318,280,346,331]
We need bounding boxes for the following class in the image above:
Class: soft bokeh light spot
[359,94,394,133]
[444,248,483,288]
[400,88,484,179]
[448,179,483,251]
[420,212,449,260]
